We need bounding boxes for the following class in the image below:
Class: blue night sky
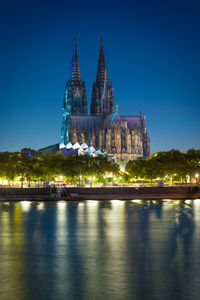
[0,0,200,154]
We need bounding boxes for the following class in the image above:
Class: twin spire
[67,38,114,116]
[70,37,108,85]
[61,39,114,145]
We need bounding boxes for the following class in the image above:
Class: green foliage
[125,149,200,184]
[0,152,18,185]
[1,148,199,186]
[61,155,120,181]
[0,150,120,185]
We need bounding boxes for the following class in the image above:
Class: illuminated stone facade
[60,39,150,163]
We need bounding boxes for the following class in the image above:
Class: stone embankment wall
[0,186,200,201]
[66,186,200,200]
[0,188,51,201]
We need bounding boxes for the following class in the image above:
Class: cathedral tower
[58,39,150,160]
[61,38,88,145]
[90,39,115,116]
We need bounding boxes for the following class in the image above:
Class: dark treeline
[0,148,199,187]
[126,149,200,184]
[0,148,120,187]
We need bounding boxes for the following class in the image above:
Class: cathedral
[59,38,150,164]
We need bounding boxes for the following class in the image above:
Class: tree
[126,149,200,185]
[0,152,18,185]
[126,159,147,180]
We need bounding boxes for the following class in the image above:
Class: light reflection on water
[0,200,200,300]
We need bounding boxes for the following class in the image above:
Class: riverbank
[0,186,200,201]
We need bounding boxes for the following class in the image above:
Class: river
[0,200,200,300]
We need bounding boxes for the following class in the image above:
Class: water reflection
[0,200,199,300]
[21,201,31,212]
[163,201,194,299]
[37,202,44,211]
[0,203,25,298]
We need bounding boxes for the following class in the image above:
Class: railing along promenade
[0,185,200,201]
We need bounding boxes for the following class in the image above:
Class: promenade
[0,186,200,201]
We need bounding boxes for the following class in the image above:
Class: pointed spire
[91,39,114,116]
[70,37,81,84]
[96,38,108,83]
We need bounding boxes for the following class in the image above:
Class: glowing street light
[195,173,199,184]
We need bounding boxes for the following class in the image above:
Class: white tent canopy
[73,142,81,150]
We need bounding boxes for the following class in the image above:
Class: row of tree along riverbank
[0,148,199,187]
[0,186,200,201]
[126,149,200,184]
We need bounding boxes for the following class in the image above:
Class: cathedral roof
[69,115,103,129]
[69,114,143,130]
[117,116,142,129]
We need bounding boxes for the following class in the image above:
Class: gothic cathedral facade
[60,38,150,163]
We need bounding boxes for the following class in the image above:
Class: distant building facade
[60,38,150,163]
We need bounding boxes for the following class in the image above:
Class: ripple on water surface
[0,199,200,300]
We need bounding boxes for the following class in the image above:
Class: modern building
[59,38,150,164]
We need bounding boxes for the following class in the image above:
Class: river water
[0,200,200,300]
